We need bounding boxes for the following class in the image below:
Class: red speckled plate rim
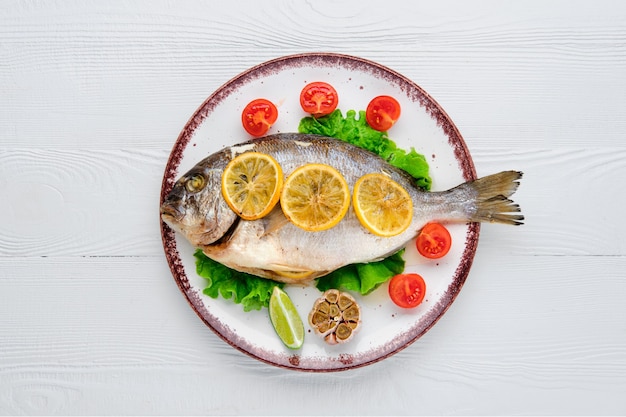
[159,52,479,372]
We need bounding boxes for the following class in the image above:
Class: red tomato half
[241,98,278,137]
[299,82,339,117]
[388,273,426,309]
[416,223,452,259]
[365,95,401,131]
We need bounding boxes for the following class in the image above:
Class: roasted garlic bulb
[308,289,361,344]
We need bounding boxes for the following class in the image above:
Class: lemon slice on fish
[221,152,283,220]
[274,269,315,280]
[269,287,304,350]
[353,172,413,237]
[280,163,350,232]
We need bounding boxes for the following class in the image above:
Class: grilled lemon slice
[353,172,413,237]
[280,163,350,232]
[221,152,283,220]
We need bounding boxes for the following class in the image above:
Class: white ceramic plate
[160,53,479,371]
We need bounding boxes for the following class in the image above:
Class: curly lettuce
[194,249,282,312]
[315,249,406,295]
[298,109,431,190]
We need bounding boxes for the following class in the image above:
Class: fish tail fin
[466,170,524,225]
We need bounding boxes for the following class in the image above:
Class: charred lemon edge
[280,163,351,232]
[221,152,284,221]
[352,172,413,237]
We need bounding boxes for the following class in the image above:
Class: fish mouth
[160,202,184,223]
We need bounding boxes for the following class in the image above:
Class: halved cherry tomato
[365,95,401,131]
[241,98,278,137]
[299,82,339,117]
[416,223,452,259]
[388,273,426,309]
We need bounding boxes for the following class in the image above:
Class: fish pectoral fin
[262,206,290,236]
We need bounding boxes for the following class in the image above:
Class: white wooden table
[2,1,625,414]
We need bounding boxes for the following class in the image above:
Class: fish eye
[185,174,206,193]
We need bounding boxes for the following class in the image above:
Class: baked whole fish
[160,133,523,283]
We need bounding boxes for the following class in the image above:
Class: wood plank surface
[1,255,624,415]
[1,0,625,415]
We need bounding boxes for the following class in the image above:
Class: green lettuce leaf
[298,109,431,190]
[315,250,406,295]
[194,249,282,312]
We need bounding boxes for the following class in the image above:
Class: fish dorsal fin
[262,206,290,236]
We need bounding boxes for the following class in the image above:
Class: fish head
[160,157,238,247]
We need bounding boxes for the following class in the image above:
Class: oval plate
[160,53,478,372]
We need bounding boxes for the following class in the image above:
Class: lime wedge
[269,286,304,349]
